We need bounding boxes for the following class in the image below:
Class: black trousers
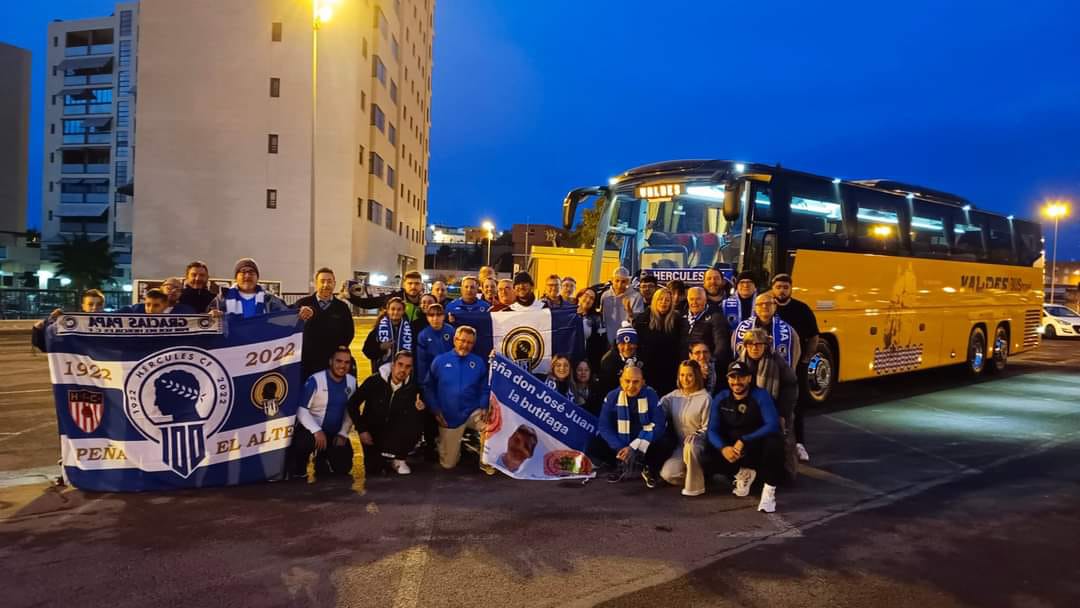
[588,433,670,472]
[714,434,785,487]
[290,425,353,476]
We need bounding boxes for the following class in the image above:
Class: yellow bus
[562,160,1043,403]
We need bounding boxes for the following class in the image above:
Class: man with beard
[703,268,730,313]
[179,260,215,313]
[638,274,659,308]
[351,351,425,476]
[347,270,425,323]
[771,273,819,463]
[510,272,546,311]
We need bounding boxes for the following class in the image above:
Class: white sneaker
[796,443,810,462]
[757,484,777,513]
[681,487,705,497]
[390,459,411,475]
[732,467,756,497]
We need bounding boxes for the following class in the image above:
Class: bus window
[1013,220,1042,266]
[852,188,904,254]
[946,207,985,261]
[787,176,846,252]
[909,200,951,259]
[971,211,1015,264]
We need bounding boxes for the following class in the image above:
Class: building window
[49,182,54,193]
[374,8,389,38]
[270,77,281,97]
[116,130,128,147]
[386,208,394,230]
[372,55,387,85]
[367,199,383,224]
[391,36,400,61]
[266,189,278,209]
[357,198,363,217]
[50,152,54,164]
[390,80,398,104]
[118,40,132,68]
[119,10,133,37]
[50,123,55,134]
[361,90,366,110]
[371,104,385,132]
[118,70,131,95]
[369,152,384,178]
[362,37,368,58]
[271,22,282,41]
[53,36,58,47]
[268,133,279,153]
[387,165,396,188]
[388,123,397,145]
[358,144,364,165]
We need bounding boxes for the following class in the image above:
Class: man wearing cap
[721,271,758,330]
[772,273,820,463]
[596,366,667,486]
[732,293,801,368]
[446,276,491,315]
[601,267,645,344]
[597,324,642,398]
[510,272,546,311]
[708,361,784,512]
[292,267,355,379]
[210,258,301,320]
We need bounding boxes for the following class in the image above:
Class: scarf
[734,314,796,367]
[743,351,781,399]
[687,309,706,332]
[544,377,574,401]
[223,286,267,317]
[616,389,656,452]
[376,315,413,362]
[722,292,755,328]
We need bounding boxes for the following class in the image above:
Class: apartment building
[0,42,37,285]
[132,0,434,291]
[40,4,139,282]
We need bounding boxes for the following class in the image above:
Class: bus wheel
[805,340,836,404]
[966,326,988,376]
[988,325,1009,374]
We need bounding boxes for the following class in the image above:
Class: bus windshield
[599,180,744,276]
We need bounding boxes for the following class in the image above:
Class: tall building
[41,4,139,283]
[132,0,434,292]
[0,42,36,285]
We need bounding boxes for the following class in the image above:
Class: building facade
[0,42,37,285]
[132,0,433,292]
[41,4,139,283]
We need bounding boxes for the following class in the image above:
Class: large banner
[481,354,597,481]
[45,311,304,492]
[453,307,584,376]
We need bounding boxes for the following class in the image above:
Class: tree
[54,232,117,292]
[569,198,603,248]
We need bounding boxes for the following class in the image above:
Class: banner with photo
[45,311,304,492]
[481,354,598,481]
[452,307,584,376]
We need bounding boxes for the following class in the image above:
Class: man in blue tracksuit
[595,366,668,487]
[427,325,490,469]
[415,302,455,460]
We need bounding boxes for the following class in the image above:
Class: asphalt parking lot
[1,331,1078,607]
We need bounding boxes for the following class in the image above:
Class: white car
[1042,304,1080,338]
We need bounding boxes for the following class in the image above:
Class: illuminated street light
[1042,200,1071,304]
[481,220,495,266]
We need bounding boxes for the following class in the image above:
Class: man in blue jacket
[708,360,785,512]
[415,302,454,460]
[428,325,490,469]
[596,366,668,487]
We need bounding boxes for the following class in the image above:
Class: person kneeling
[657,361,713,496]
[595,366,667,487]
[350,351,425,476]
[708,361,785,512]
[290,346,356,479]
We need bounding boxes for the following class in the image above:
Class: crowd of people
[37,259,822,513]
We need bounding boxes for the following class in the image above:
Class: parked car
[1041,304,1080,338]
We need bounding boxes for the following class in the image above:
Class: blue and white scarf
[687,309,706,333]
[616,390,656,453]
[544,377,574,401]
[734,314,796,367]
[376,315,413,362]
[223,286,268,318]
[722,293,755,330]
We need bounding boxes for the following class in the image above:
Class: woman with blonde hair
[656,360,712,495]
[632,287,688,395]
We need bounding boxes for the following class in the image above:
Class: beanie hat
[616,323,639,345]
[513,272,534,286]
[234,258,260,277]
[736,270,755,283]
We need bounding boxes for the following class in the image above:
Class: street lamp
[481,220,495,267]
[1042,201,1071,304]
[309,0,338,285]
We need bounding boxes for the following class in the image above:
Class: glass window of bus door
[603,193,643,275]
[744,180,779,288]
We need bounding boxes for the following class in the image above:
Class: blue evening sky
[5,1,1080,259]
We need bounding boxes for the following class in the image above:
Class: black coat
[179,286,216,314]
[633,312,688,396]
[293,294,355,378]
[349,369,423,458]
[597,347,639,399]
[688,309,733,372]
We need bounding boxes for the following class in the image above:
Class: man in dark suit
[293,268,355,379]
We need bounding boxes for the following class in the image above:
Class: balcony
[62,102,112,116]
[61,163,110,175]
[63,73,113,86]
[60,192,109,204]
[59,221,109,235]
[65,44,114,57]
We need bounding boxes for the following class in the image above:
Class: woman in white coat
[657,361,712,496]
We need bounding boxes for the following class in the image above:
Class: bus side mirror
[722,182,740,222]
[562,186,606,230]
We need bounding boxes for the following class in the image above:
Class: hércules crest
[123,347,234,478]
[501,326,545,371]
[68,389,104,434]
[251,372,288,418]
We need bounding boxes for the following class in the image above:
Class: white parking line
[0,388,51,396]
[0,421,55,443]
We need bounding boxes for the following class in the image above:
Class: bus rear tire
[804,340,836,404]
[966,326,988,376]
[988,324,1009,375]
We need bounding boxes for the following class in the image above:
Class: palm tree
[54,232,117,292]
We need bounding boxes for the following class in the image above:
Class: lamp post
[310,0,337,285]
[481,221,495,267]
[1042,201,1070,304]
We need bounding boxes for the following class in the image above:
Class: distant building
[131,0,434,292]
[40,3,139,284]
[428,224,466,244]
[0,42,38,285]
[511,223,565,263]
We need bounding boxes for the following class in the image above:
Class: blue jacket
[708,387,780,449]
[445,298,491,314]
[597,386,666,452]
[416,323,455,405]
[428,350,490,428]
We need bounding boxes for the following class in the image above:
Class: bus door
[743,181,779,288]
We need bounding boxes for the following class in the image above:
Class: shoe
[641,467,657,489]
[681,487,705,497]
[796,443,810,463]
[757,484,777,512]
[732,467,757,497]
[480,463,496,476]
[607,463,626,483]
[390,459,411,475]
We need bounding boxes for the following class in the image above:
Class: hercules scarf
[616,390,656,453]
[376,315,413,362]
